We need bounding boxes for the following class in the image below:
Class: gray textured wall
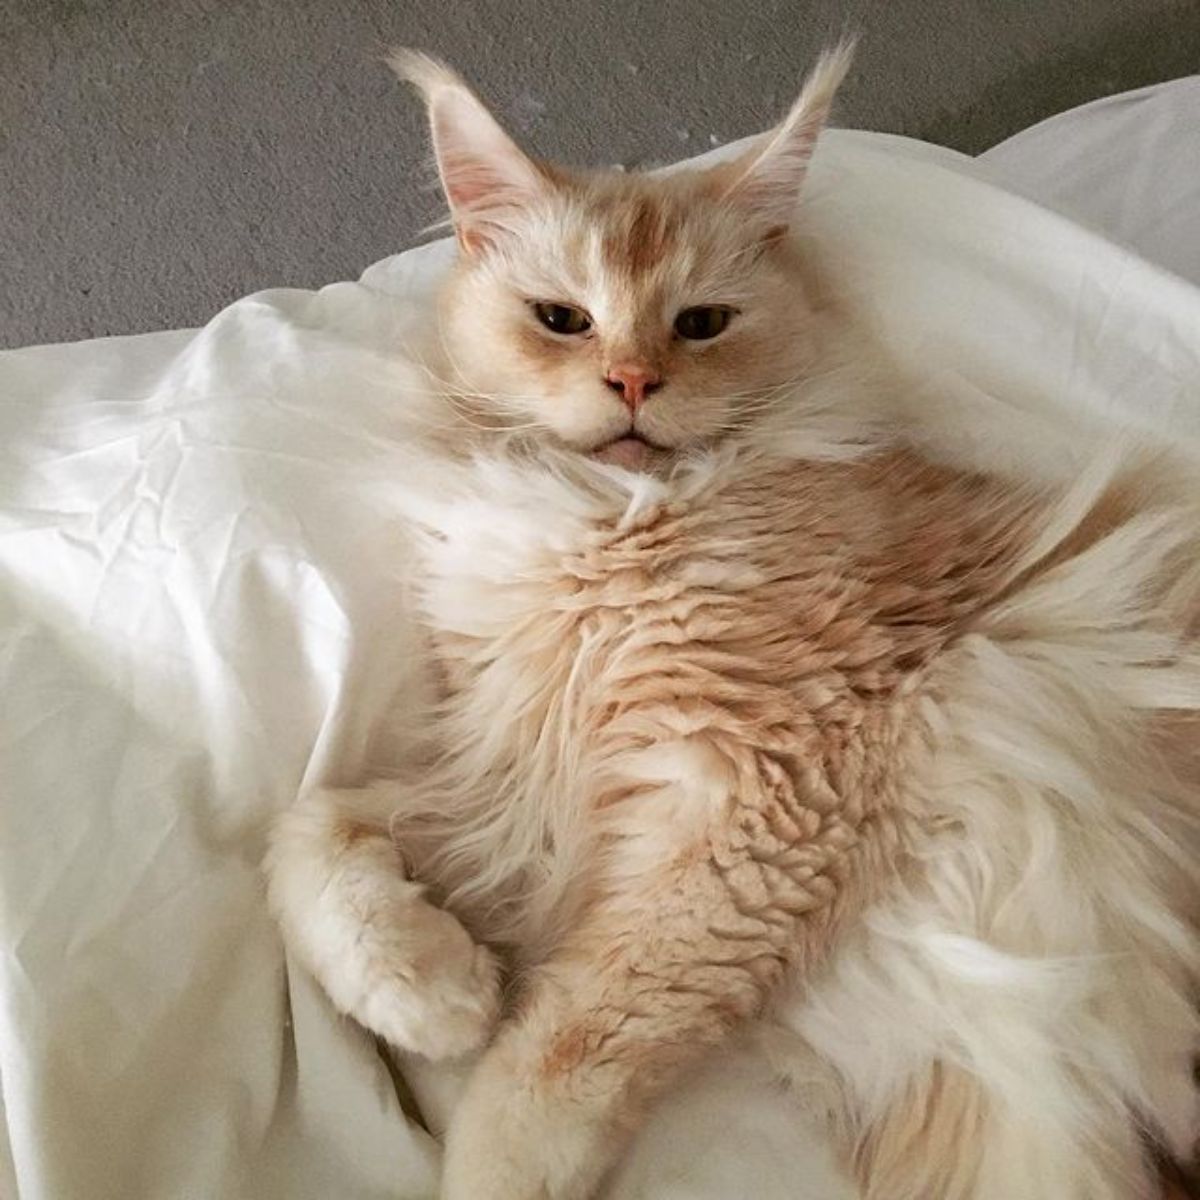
[4,0,1199,348]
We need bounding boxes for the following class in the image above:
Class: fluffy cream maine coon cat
[265,46,1200,1200]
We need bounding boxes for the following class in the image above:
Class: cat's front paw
[362,909,503,1060]
[266,788,503,1060]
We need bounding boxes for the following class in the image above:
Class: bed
[2,78,1197,1199]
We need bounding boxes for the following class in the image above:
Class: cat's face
[437,174,824,468]
[394,48,851,468]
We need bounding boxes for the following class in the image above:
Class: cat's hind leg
[264,784,502,1060]
[437,760,828,1200]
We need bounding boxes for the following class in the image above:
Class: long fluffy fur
[265,47,1200,1200]
[772,450,1200,1200]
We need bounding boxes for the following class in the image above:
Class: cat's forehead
[589,184,689,275]
[580,175,731,273]
[511,173,752,304]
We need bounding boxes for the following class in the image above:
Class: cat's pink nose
[604,363,662,411]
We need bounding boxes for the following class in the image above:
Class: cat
[264,46,1200,1200]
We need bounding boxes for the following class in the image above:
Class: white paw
[356,904,503,1060]
[266,788,503,1061]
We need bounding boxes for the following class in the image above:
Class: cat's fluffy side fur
[265,48,1200,1199]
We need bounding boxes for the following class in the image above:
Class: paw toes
[364,927,503,1060]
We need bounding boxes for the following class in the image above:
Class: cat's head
[393,46,852,469]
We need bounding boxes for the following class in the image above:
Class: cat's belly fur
[403,449,1029,958]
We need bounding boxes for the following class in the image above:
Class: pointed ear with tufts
[716,41,854,232]
[388,49,555,254]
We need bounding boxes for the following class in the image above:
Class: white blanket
[980,77,1200,288]
[3,85,1199,1200]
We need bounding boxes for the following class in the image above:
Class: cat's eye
[533,302,592,335]
[673,306,735,340]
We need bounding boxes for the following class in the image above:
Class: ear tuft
[387,47,551,254]
[386,48,467,102]
[720,40,855,229]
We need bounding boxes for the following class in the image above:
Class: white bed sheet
[3,84,1200,1200]
[979,76,1200,287]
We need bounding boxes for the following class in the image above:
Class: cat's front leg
[265,784,502,1060]
[439,842,800,1200]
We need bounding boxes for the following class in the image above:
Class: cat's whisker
[674,382,799,405]
[395,333,542,414]
[431,310,480,394]
[397,341,548,420]
[429,316,569,416]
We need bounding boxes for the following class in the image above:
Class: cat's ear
[389,49,553,254]
[717,42,853,230]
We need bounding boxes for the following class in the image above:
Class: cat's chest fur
[414,447,1028,745]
